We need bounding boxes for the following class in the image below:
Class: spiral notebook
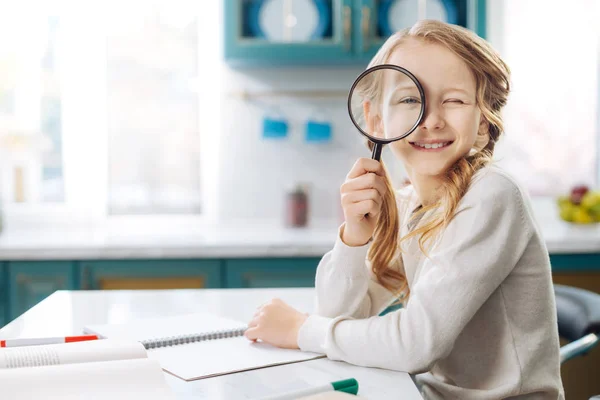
[83,312,324,381]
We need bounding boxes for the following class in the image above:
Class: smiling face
[379,38,487,178]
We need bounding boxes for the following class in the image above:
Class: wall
[198,2,406,224]
[217,66,407,223]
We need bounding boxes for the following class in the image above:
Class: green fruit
[557,196,571,208]
[589,202,600,217]
[560,203,576,222]
[581,191,600,209]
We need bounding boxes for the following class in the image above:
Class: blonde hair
[366,20,511,297]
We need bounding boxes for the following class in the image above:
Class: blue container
[305,120,332,143]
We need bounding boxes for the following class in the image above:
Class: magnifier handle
[366,143,383,219]
[371,143,383,161]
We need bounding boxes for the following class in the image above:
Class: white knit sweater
[297,166,564,399]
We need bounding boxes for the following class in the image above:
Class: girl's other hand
[244,298,308,349]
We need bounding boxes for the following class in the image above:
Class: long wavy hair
[365,20,511,298]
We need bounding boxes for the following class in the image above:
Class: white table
[0,288,423,400]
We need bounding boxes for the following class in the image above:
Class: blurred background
[0,0,597,225]
[0,0,598,397]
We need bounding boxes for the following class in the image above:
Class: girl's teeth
[415,142,448,149]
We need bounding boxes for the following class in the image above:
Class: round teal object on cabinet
[247,0,331,41]
[378,0,459,36]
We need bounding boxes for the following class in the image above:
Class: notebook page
[0,358,174,400]
[150,336,324,381]
[0,340,147,369]
[84,312,246,342]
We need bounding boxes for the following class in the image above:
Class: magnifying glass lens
[347,65,426,160]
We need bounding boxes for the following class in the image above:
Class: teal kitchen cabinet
[224,0,486,67]
[0,262,6,327]
[79,260,222,290]
[549,254,600,273]
[7,261,77,322]
[355,0,486,61]
[225,258,321,288]
[550,254,600,295]
[225,0,355,66]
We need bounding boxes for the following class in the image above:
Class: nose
[420,102,445,131]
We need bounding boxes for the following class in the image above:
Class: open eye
[398,97,421,105]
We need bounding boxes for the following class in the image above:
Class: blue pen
[259,378,358,400]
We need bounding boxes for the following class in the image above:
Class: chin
[414,167,448,177]
[410,160,454,177]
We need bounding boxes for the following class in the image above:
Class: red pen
[0,335,99,348]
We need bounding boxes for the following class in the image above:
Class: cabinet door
[550,254,600,273]
[355,0,484,61]
[550,254,600,399]
[225,0,354,66]
[550,254,600,293]
[225,258,320,288]
[8,261,76,321]
[79,260,222,290]
[0,262,6,327]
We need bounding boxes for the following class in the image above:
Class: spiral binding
[141,326,247,350]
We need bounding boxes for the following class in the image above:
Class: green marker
[260,378,359,400]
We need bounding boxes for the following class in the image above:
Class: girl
[244,20,564,399]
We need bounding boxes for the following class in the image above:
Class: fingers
[252,299,270,318]
[341,173,386,198]
[245,314,262,342]
[340,175,386,220]
[248,312,261,328]
[341,188,381,208]
[255,298,283,313]
[244,326,260,341]
[255,301,268,312]
[247,297,285,330]
[347,199,381,218]
[248,298,282,337]
[340,179,386,204]
[346,158,385,179]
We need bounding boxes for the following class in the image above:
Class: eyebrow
[443,87,472,95]
[384,72,416,90]
[390,83,419,91]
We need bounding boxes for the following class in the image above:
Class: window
[488,0,600,195]
[0,1,205,219]
[0,12,64,204]
[106,4,201,215]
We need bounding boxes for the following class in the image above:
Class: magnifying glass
[348,64,426,161]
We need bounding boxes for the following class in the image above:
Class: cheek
[389,139,412,161]
[446,108,480,145]
[385,109,420,139]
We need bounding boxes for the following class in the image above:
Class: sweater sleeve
[311,224,398,319]
[297,177,533,373]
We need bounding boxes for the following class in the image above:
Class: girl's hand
[340,158,387,246]
[244,298,308,349]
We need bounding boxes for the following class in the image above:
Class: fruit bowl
[557,185,600,224]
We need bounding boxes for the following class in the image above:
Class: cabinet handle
[361,6,370,52]
[343,5,351,51]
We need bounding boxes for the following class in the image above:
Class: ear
[478,116,489,136]
[473,116,490,151]
[363,101,384,138]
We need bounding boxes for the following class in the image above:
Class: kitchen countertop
[0,197,599,260]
